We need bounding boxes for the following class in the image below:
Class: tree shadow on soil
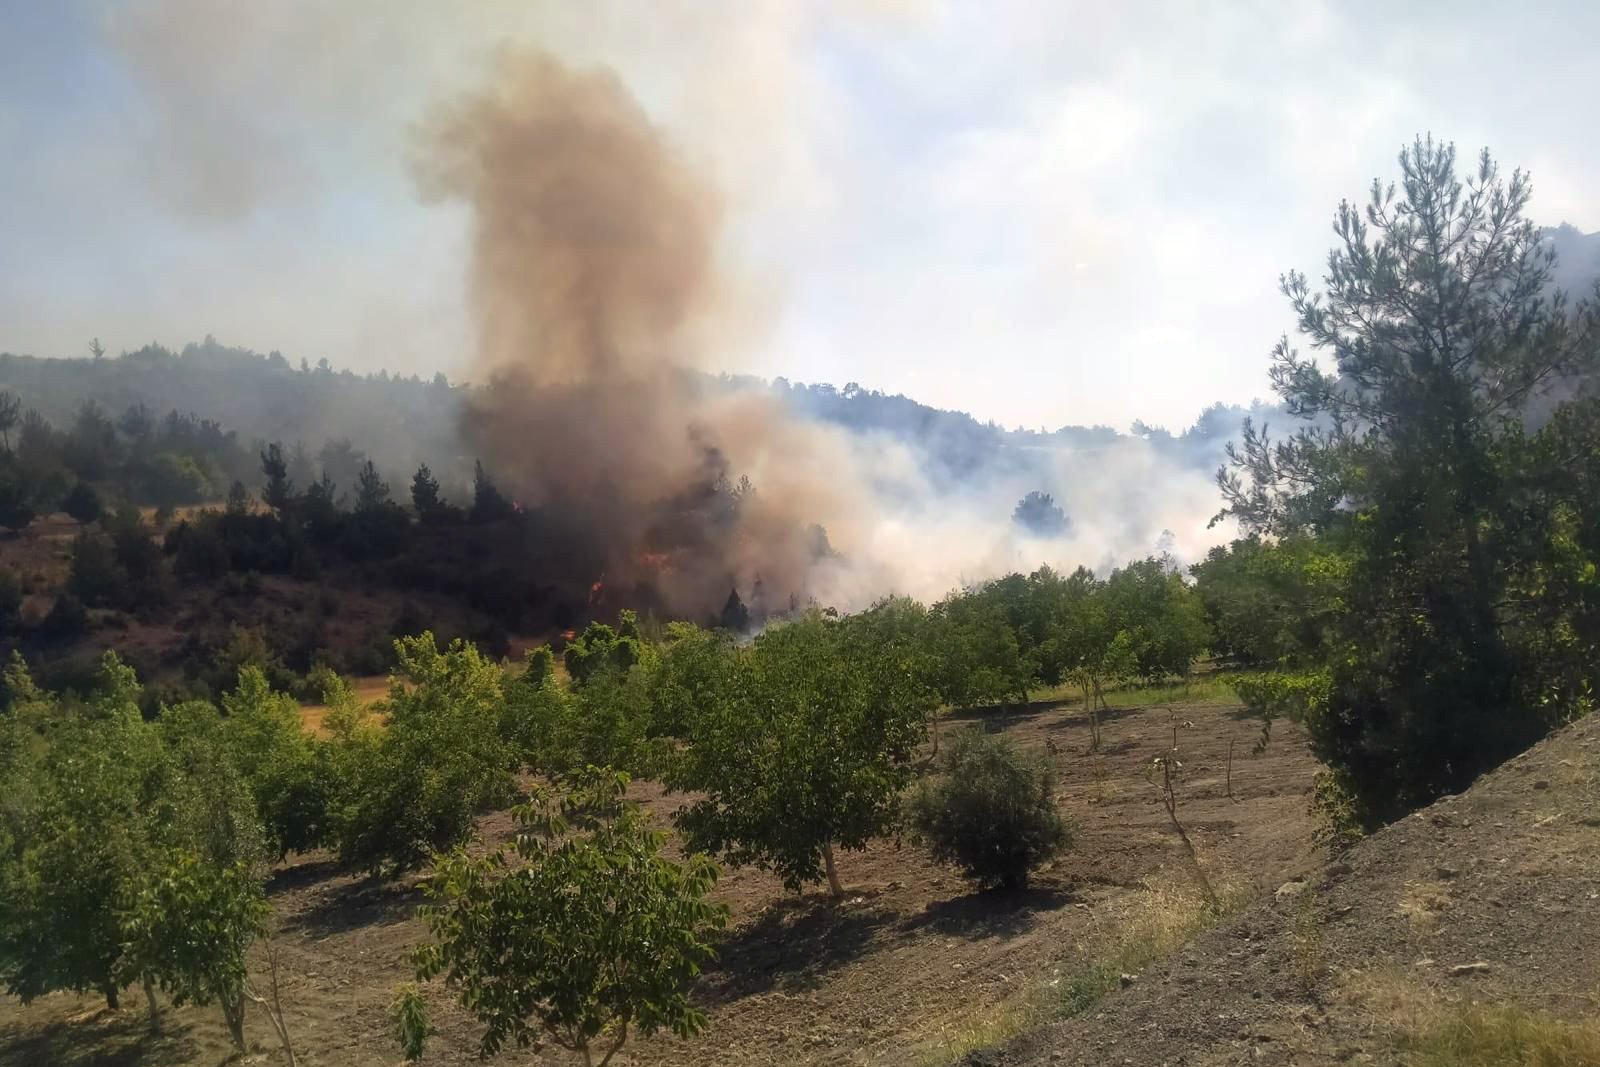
[265,856,343,896]
[696,897,896,1004]
[899,884,1077,942]
[280,876,425,938]
[0,1011,199,1067]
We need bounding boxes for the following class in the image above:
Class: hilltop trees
[1013,490,1070,536]
[1218,138,1600,825]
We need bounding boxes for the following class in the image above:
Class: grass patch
[1026,674,1239,711]
[1405,1004,1600,1067]
[911,994,1043,1067]
[912,880,1243,1066]
[1052,880,1244,1016]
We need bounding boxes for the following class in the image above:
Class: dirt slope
[975,714,1600,1067]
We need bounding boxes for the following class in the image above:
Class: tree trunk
[103,984,120,1011]
[822,843,843,897]
[222,991,247,1052]
[143,977,161,1032]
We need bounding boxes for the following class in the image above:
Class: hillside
[974,712,1600,1066]
[0,693,1325,1067]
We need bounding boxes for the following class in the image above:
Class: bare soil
[0,697,1325,1066]
[974,713,1600,1067]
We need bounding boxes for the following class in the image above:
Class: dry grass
[1348,970,1600,1067]
[297,676,389,736]
[1051,879,1245,1017]
[1404,1004,1600,1066]
[907,879,1244,1066]
[1397,879,1453,935]
[912,995,1044,1067]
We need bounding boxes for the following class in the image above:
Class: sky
[2,0,1597,432]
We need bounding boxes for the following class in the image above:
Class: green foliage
[0,568,20,634]
[563,610,650,686]
[1191,534,1346,667]
[1012,490,1069,536]
[668,612,932,893]
[392,984,432,1061]
[1229,670,1331,753]
[907,729,1071,889]
[0,653,270,1017]
[115,852,267,1049]
[470,460,514,523]
[0,658,163,1006]
[0,476,35,533]
[408,770,726,1063]
[335,633,516,876]
[1218,139,1600,826]
[61,482,101,525]
[221,666,333,856]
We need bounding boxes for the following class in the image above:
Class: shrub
[907,729,1070,890]
[61,483,101,525]
[37,592,88,642]
[0,570,20,634]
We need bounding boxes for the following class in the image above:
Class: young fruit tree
[116,852,268,1050]
[403,770,726,1065]
[907,729,1071,890]
[335,633,516,876]
[668,611,933,895]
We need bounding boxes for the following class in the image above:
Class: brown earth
[0,697,1323,1066]
[972,713,1600,1067]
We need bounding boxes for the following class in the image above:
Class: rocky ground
[971,714,1600,1067]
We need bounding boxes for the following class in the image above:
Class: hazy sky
[2,1,1596,431]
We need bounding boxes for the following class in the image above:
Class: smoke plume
[418,51,864,618]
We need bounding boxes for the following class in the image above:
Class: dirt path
[0,697,1324,1067]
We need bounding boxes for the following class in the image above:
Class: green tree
[564,611,649,686]
[61,482,102,525]
[355,459,390,513]
[0,655,163,1009]
[116,852,266,1048]
[0,390,19,454]
[409,462,451,524]
[221,667,333,857]
[1218,138,1600,825]
[0,476,34,534]
[259,442,295,516]
[0,569,20,634]
[407,771,725,1064]
[668,612,931,894]
[335,634,516,876]
[470,460,514,523]
[907,729,1071,890]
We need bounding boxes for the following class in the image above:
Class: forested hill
[1549,222,1600,300]
[0,337,1277,494]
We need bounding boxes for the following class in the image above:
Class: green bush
[907,729,1070,890]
